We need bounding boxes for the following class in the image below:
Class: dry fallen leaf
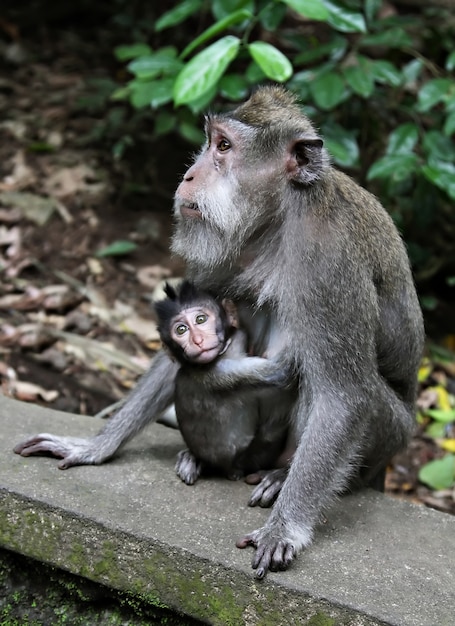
[44,164,106,198]
[118,313,160,343]
[0,150,36,191]
[0,287,43,311]
[9,380,59,403]
[0,225,21,258]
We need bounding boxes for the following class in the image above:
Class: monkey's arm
[13,351,179,469]
[203,354,291,391]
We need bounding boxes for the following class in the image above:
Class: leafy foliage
[417,356,455,491]
[109,0,455,289]
[96,240,138,257]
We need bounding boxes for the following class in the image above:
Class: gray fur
[14,86,424,579]
[173,327,293,484]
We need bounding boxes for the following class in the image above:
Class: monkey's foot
[13,434,100,469]
[246,468,288,507]
[175,449,202,485]
[236,527,296,579]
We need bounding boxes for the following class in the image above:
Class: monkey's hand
[246,468,288,508]
[236,527,296,579]
[175,449,202,485]
[13,434,103,469]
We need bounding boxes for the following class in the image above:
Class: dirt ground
[0,14,453,516]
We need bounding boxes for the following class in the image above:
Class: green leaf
[129,81,155,109]
[342,57,374,98]
[212,0,254,20]
[114,43,153,61]
[130,78,174,109]
[364,0,382,24]
[370,60,402,87]
[444,112,455,137]
[179,121,206,145]
[324,134,359,168]
[248,42,293,82]
[386,123,419,155]
[288,69,317,99]
[446,50,455,71]
[367,154,418,181]
[186,85,218,113]
[219,74,249,100]
[322,0,367,33]
[309,71,347,110]
[155,0,203,31]
[420,295,438,311]
[418,454,455,490]
[96,241,138,257]
[282,0,329,20]
[245,61,267,84]
[417,78,452,112]
[174,36,241,105]
[294,36,347,65]
[111,86,131,101]
[260,2,287,30]
[359,27,412,49]
[180,9,252,59]
[421,161,455,200]
[423,131,455,162]
[128,50,182,79]
[154,112,176,136]
[27,142,54,153]
[425,422,446,439]
[425,409,455,424]
[402,59,423,86]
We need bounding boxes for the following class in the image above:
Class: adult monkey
[14,86,425,578]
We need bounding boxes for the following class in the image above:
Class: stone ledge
[0,394,453,626]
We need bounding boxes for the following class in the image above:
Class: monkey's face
[171,117,284,269]
[170,305,226,364]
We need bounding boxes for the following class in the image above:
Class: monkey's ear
[287,138,326,185]
[222,299,239,328]
[163,282,178,300]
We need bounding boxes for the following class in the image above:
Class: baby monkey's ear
[221,299,239,328]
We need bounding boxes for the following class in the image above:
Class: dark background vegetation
[0,0,454,512]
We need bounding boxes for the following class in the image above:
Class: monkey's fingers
[14,434,67,458]
[252,539,296,579]
[237,527,296,578]
[236,530,259,550]
[248,468,287,508]
[13,434,96,469]
[175,449,201,485]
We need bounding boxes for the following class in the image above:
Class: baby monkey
[154,281,293,487]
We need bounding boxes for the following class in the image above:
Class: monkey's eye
[175,324,188,336]
[195,314,208,325]
[217,138,231,152]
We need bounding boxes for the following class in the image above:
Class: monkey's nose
[192,333,203,346]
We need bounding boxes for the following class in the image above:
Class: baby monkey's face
[170,305,225,364]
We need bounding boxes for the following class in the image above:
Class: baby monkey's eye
[175,324,188,336]
[217,138,231,152]
[195,314,208,324]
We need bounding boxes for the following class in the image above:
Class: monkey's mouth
[187,345,221,364]
[180,202,202,219]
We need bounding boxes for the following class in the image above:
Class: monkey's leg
[237,383,416,578]
[14,351,179,469]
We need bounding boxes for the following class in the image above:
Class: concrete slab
[0,394,454,625]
